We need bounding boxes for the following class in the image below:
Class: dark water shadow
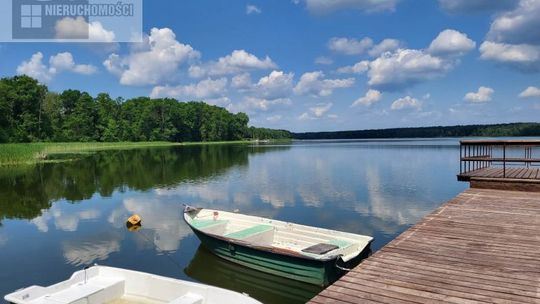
[185,245,324,304]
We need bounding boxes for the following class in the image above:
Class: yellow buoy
[127,214,141,225]
[126,214,142,231]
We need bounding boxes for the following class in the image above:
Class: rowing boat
[183,206,373,286]
[4,265,261,304]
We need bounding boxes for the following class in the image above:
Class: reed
[0,141,254,165]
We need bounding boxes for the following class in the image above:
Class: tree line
[293,123,540,140]
[0,75,292,143]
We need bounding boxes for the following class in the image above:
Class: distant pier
[309,140,540,303]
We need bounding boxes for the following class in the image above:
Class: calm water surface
[0,139,467,303]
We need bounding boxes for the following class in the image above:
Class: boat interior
[185,209,373,261]
[5,266,257,304]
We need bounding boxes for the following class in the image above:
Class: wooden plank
[372,252,540,284]
[308,188,540,304]
[508,168,521,178]
[484,168,503,178]
[393,232,540,257]
[338,275,490,304]
[346,269,539,303]
[526,168,537,179]
[314,288,393,304]
[332,280,431,304]
[463,188,540,198]
[406,218,540,237]
[362,257,540,290]
[516,168,528,178]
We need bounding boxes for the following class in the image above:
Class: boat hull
[185,245,324,304]
[192,229,368,286]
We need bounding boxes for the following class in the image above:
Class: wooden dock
[460,167,540,180]
[309,188,540,304]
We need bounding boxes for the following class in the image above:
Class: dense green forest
[293,123,540,140]
[0,75,291,143]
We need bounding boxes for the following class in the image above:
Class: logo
[2,0,142,42]
[20,4,42,28]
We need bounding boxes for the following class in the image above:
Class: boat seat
[225,224,273,239]
[169,293,204,304]
[190,219,229,230]
[301,243,339,255]
[301,239,352,255]
[46,277,124,304]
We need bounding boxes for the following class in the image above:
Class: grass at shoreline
[0,141,254,166]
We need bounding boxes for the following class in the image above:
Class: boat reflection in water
[185,245,326,304]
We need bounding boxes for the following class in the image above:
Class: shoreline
[0,141,259,166]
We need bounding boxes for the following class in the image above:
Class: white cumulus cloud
[438,0,518,14]
[428,29,476,56]
[266,115,282,122]
[189,50,276,78]
[367,29,474,91]
[315,56,333,65]
[368,49,450,90]
[328,37,373,55]
[298,103,333,120]
[294,71,354,97]
[519,86,540,98]
[391,96,421,110]
[16,52,52,83]
[17,52,97,83]
[253,70,294,99]
[150,78,228,99]
[104,27,200,86]
[479,41,540,71]
[238,97,292,113]
[352,89,382,107]
[310,103,333,117]
[478,1,540,71]
[246,5,262,14]
[231,73,253,90]
[55,17,116,42]
[337,60,370,74]
[301,0,400,14]
[486,0,540,46]
[464,86,494,103]
[368,39,401,57]
[49,52,97,75]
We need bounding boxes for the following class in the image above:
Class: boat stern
[4,286,47,304]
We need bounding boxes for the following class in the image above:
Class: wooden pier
[457,140,540,191]
[309,140,540,304]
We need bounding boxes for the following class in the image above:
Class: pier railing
[459,140,540,181]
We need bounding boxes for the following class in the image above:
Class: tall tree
[0,75,291,143]
[1,76,47,142]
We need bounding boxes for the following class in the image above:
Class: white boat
[183,207,373,286]
[4,266,262,304]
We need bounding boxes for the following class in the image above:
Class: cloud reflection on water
[108,197,193,252]
[62,232,122,266]
[30,204,101,232]
[151,145,449,240]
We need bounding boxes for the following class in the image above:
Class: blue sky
[1,0,540,132]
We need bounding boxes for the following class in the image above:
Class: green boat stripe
[225,224,273,239]
[219,255,323,285]
[213,248,323,278]
[216,254,323,285]
[215,250,322,278]
[191,219,229,229]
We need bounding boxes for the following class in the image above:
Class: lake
[0,139,467,303]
